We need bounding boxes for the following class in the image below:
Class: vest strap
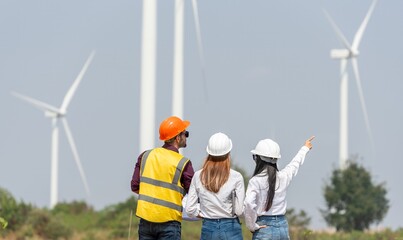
[138,194,183,212]
[140,150,152,176]
[140,176,185,195]
[172,157,189,185]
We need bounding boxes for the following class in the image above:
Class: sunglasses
[181,131,189,138]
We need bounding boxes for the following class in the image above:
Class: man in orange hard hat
[131,116,194,240]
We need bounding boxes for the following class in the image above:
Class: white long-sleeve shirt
[186,169,245,219]
[244,146,310,231]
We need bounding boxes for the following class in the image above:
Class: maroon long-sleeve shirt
[131,143,195,194]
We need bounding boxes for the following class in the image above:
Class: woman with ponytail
[244,136,315,240]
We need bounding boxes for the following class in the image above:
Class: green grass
[1,195,402,240]
[2,218,403,240]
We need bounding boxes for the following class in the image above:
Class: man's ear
[174,134,180,142]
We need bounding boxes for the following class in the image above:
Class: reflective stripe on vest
[138,194,183,212]
[139,176,185,195]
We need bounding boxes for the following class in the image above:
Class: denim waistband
[257,215,285,221]
[203,217,239,223]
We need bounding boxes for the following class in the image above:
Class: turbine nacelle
[44,111,65,118]
[330,49,359,59]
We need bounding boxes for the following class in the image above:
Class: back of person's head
[201,132,232,193]
[251,138,280,211]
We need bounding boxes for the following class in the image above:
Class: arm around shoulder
[185,173,200,218]
[233,171,245,217]
[243,179,261,232]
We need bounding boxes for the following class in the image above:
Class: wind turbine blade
[61,118,90,196]
[191,0,209,102]
[352,0,378,51]
[11,91,62,114]
[323,9,353,50]
[351,58,374,149]
[60,51,96,113]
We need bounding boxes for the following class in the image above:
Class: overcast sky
[1,0,402,230]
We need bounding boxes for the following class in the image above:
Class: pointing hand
[305,136,315,149]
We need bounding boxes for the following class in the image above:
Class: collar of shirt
[162,143,179,153]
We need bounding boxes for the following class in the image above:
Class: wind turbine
[325,0,377,170]
[12,51,95,208]
[172,0,207,119]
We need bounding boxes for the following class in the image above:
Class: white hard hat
[251,139,281,159]
[206,132,233,156]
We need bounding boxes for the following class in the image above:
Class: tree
[321,160,389,231]
[286,208,311,230]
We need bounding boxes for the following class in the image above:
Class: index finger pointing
[308,136,315,141]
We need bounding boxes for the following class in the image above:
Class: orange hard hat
[159,116,190,141]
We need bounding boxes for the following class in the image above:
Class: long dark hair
[252,155,278,211]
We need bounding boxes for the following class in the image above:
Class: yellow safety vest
[136,147,189,222]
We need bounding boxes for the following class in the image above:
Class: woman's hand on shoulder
[304,136,315,149]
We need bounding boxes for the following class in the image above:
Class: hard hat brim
[250,149,281,159]
[182,120,190,129]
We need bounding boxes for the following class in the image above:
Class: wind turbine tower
[172,0,206,119]
[173,0,185,119]
[139,0,205,153]
[12,51,95,208]
[139,0,157,152]
[325,0,377,169]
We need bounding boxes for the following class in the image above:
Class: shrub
[0,187,34,232]
[97,196,137,238]
[0,217,7,229]
[0,187,19,231]
[52,200,95,215]
[27,208,72,239]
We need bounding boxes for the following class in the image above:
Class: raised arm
[280,136,315,185]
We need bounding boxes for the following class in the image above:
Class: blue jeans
[201,217,243,240]
[252,215,290,240]
[138,219,181,240]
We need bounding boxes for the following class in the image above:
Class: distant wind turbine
[12,51,95,208]
[325,0,377,169]
[172,0,207,119]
